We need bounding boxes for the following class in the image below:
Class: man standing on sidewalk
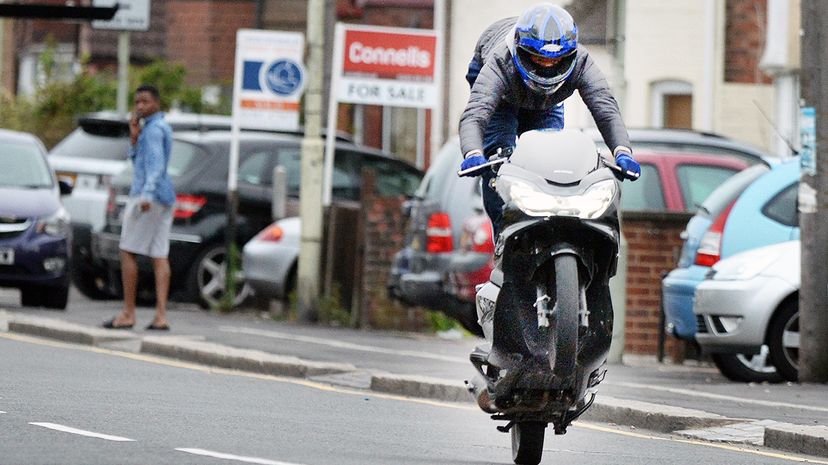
[103,85,175,331]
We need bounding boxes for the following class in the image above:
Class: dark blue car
[0,129,73,309]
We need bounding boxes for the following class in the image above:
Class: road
[2,330,823,465]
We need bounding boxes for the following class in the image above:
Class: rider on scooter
[459,3,641,237]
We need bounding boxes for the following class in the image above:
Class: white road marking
[613,381,828,413]
[219,326,469,364]
[29,422,135,441]
[175,448,306,465]
[0,411,6,414]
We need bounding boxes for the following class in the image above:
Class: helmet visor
[517,47,576,87]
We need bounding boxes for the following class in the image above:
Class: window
[0,142,52,188]
[650,80,693,129]
[168,141,208,180]
[275,146,359,200]
[361,157,421,197]
[762,183,799,227]
[238,150,271,186]
[620,164,664,211]
[676,165,739,211]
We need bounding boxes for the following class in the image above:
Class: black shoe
[145,322,170,331]
[102,319,133,330]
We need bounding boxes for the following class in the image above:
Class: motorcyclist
[459,3,640,237]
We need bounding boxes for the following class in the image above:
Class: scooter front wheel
[511,422,546,465]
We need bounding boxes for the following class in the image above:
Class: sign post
[92,0,151,116]
[324,24,439,205]
[228,29,305,307]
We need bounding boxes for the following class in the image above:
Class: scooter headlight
[499,178,617,219]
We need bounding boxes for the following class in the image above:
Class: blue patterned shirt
[128,112,175,206]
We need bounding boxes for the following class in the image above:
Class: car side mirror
[58,179,73,196]
[401,199,414,217]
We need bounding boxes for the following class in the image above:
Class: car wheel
[42,285,69,310]
[188,244,252,309]
[71,264,113,300]
[20,286,41,307]
[710,346,782,383]
[767,300,799,382]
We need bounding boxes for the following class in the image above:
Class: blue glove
[615,152,641,181]
[459,154,487,177]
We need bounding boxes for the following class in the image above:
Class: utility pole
[297,0,326,321]
[799,0,828,383]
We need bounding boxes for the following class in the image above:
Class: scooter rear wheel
[511,421,546,465]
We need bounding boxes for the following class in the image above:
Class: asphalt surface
[1,332,821,465]
[1,286,827,460]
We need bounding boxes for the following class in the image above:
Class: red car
[444,150,752,311]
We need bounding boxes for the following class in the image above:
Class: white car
[694,240,800,381]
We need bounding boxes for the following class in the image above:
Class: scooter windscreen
[508,130,600,185]
[497,130,619,219]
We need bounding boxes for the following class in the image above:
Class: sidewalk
[1,303,826,459]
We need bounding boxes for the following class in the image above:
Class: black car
[50,112,234,300]
[93,130,422,308]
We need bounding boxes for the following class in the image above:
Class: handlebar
[605,161,640,181]
[457,156,508,177]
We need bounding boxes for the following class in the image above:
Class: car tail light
[695,201,736,267]
[174,194,207,219]
[426,212,453,253]
[471,220,494,254]
[106,186,116,214]
[255,224,284,242]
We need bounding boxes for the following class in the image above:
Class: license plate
[0,248,14,265]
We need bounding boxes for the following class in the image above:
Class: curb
[764,423,828,457]
[8,316,135,346]
[140,336,356,379]
[370,373,471,403]
[581,395,738,433]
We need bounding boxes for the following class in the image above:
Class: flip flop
[145,323,170,331]
[102,319,133,330]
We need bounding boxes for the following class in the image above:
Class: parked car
[661,163,772,341]
[48,111,232,299]
[694,240,800,382]
[0,129,73,309]
[390,128,769,333]
[95,130,421,308]
[662,159,799,381]
[242,155,422,303]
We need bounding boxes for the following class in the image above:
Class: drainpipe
[700,0,718,132]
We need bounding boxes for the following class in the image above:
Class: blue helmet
[512,3,578,93]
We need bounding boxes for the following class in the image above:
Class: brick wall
[166,0,256,85]
[355,171,430,332]
[725,0,772,84]
[623,212,692,356]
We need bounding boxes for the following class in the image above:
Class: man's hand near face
[129,116,141,146]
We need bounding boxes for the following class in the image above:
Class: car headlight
[36,207,71,237]
[499,178,617,219]
[711,249,781,281]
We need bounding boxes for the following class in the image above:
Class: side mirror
[401,199,414,217]
[58,179,73,196]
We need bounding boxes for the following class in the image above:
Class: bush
[0,46,226,148]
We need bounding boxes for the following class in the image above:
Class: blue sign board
[800,107,817,176]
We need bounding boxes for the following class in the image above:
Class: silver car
[242,217,300,300]
[694,240,800,381]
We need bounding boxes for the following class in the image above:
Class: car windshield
[0,141,53,188]
[49,126,130,161]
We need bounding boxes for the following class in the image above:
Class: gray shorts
[119,198,174,258]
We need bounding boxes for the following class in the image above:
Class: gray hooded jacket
[459,17,631,157]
